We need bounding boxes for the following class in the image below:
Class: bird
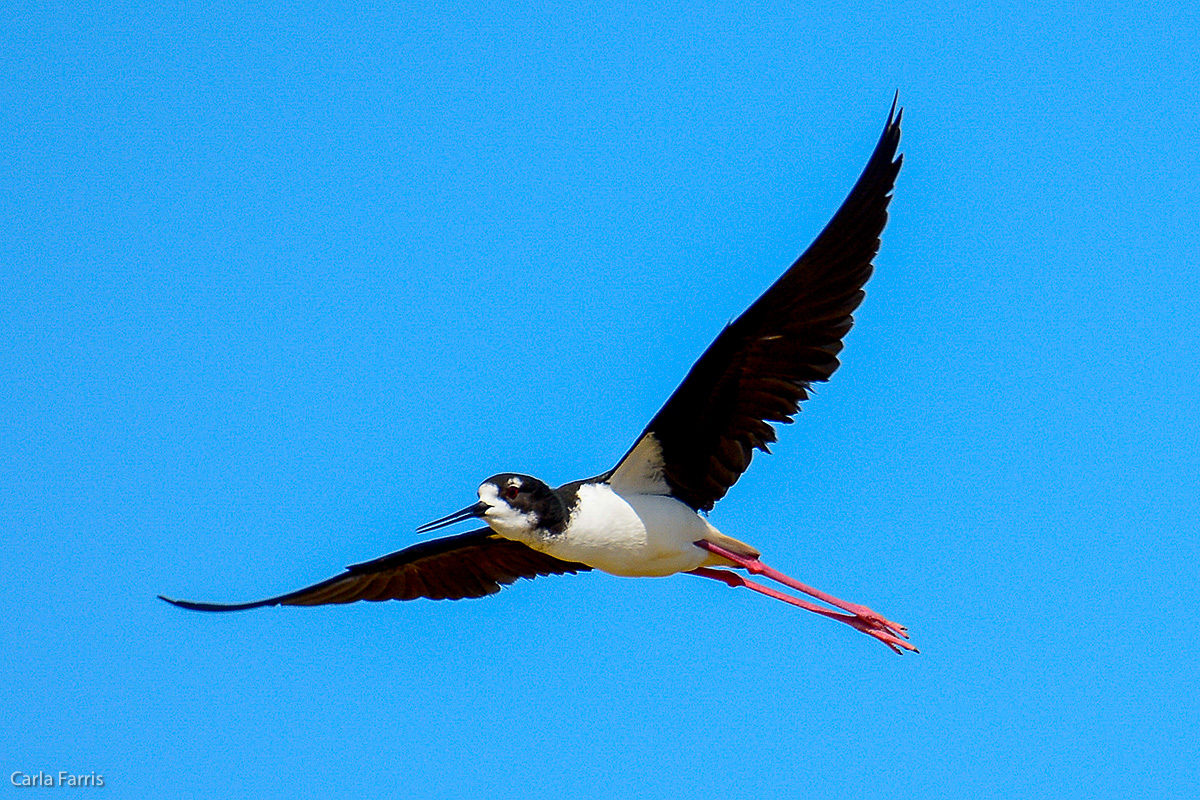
[160,99,915,654]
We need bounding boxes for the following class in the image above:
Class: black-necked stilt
[160,100,914,654]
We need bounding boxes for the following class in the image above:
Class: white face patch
[477,481,538,543]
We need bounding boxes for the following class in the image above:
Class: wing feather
[608,101,903,511]
[158,530,591,611]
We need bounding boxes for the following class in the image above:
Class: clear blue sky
[3,2,1197,797]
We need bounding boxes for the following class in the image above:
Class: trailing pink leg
[691,541,917,654]
[687,568,914,654]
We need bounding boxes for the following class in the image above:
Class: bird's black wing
[607,101,902,511]
[158,530,591,611]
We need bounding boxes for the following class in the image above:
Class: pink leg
[691,541,917,654]
[688,568,914,654]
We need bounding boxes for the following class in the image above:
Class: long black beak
[417,501,489,533]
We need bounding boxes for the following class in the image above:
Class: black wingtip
[158,593,273,612]
[883,94,903,148]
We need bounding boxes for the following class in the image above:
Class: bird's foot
[839,608,916,654]
[839,600,909,637]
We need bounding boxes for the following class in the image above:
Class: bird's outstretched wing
[158,530,592,611]
[607,101,903,511]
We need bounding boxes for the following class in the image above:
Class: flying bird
[160,100,914,654]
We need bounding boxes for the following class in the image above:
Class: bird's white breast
[542,484,718,577]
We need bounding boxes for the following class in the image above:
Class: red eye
[504,485,519,500]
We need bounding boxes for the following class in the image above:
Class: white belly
[539,484,719,577]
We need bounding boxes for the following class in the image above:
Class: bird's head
[417,473,566,541]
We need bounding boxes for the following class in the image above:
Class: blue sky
[3,2,1197,797]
